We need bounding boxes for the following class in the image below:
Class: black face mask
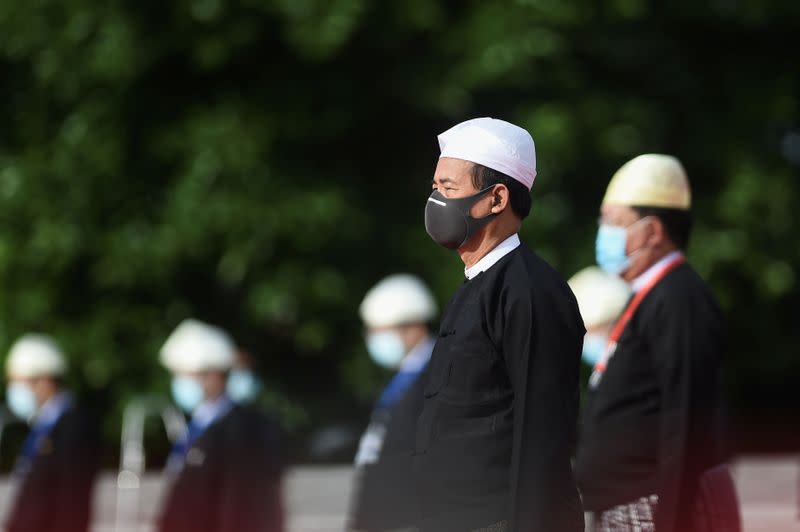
[424,186,497,249]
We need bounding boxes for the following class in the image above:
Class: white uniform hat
[160,319,235,373]
[6,334,67,379]
[359,274,437,329]
[438,117,537,190]
[568,266,632,329]
[602,154,691,210]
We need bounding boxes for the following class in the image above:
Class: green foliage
[0,0,797,457]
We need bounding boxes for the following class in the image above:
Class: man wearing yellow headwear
[574,155,739,532]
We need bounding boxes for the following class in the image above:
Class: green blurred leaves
[0,0,797,452]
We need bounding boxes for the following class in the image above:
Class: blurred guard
[417,118,584,531]
[568,267,632,367]
[3,334,98,532]
[575,155,740,531]
[158,319,284,532]
[349,274,437,531]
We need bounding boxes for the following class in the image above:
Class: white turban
[6,334,67,379]
[438,117,537,190]
[160,319,235,373]
[603,154,691,210]
[568,267,632,329]
[360,274,437,329]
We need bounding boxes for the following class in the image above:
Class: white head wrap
[160,319,235,373]
[568,266,632,329]
[438,117,537,190]
[359,274,437,329]
[6,334,67,379]
[603,154,691,210]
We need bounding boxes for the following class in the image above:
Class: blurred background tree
[0,0,797,463]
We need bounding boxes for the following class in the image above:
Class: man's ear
[491,184,510,214]
[646,216,667,247]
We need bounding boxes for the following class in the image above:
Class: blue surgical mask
[366,331,406,369]
[171,376,205,413]
[227,370,263,404]
[581,333,608,366]
[596,224,630,274]
[6,382,38,421]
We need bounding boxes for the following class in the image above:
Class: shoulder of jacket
[642,264,721,324]
[651,263,709,300]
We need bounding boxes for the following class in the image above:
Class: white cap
[359,274,437,329]
[603,154,691,210]
[568,266,632,329]
[438,117,537,190]
[6,334,67,379]
[160,319,235,373]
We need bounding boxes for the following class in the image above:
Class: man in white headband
[3,334,98,532]
[575,154,737,531]
[348,274,438,531]
[157,319,284,532]
[414,118,584,531]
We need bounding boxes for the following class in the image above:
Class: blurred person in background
[349,273,437,531]
[567,266,632,368]
[158,319,284,532]
[3,334,98,532]
[417,118,584,531]
[575,155,739,532]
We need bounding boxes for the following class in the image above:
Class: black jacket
[349,368,429,531]
[575,262,729,532]
[412,245,584,532]
[158,404,284,532]
[5,405,99,532]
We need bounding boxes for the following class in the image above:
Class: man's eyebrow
[432,176,457,185]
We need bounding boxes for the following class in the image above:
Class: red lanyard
[591,254,685,378]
